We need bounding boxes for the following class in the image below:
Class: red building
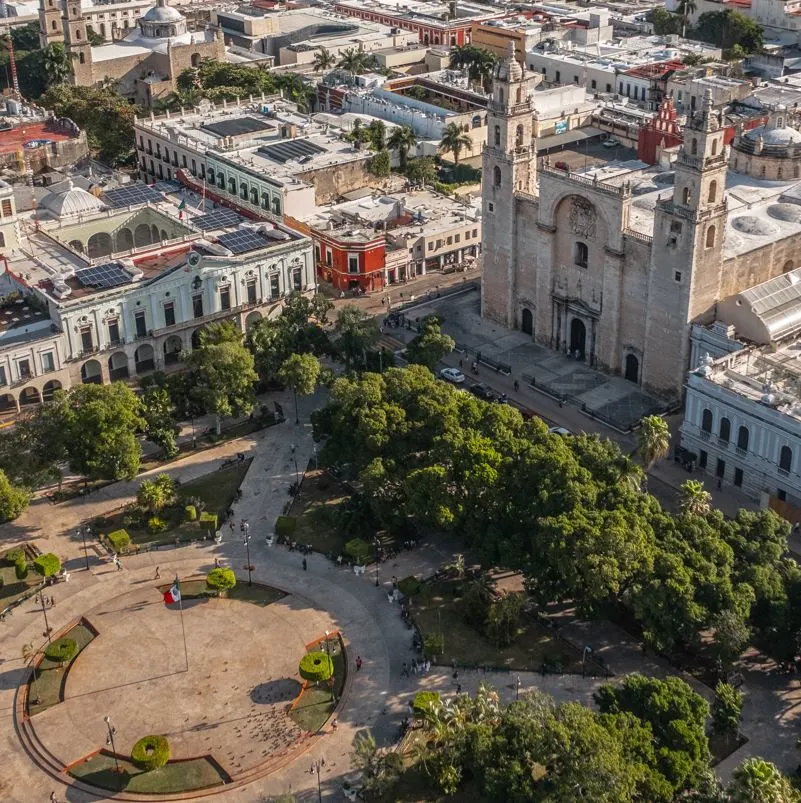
[637,98,683,165]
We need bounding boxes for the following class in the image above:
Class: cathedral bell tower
[64,0,93,85]
[643,90,728,400]
[39,0,64,49]
[481,42,541,326]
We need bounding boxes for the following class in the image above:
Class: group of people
[400,658,430,678]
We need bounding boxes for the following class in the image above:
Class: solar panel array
[103,184,163,208]
[192,209,243,231]
[201,117,274,139]
[258,139,326,165]
[75,262,132,289]
[217,230,270,255]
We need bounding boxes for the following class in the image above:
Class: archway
[135,344,155,374]
[163,335,183,365]
[108,351,129,380]
[19,387,41,407]
[116,227,134,251]
[42,379,61,401]
[80,359,102,384]
[521,307,533,336]
[69,239,84,253]
[0,392,15,414]
[191,327,206,350]
[569,318,586,360]
[624,353,639,383]
[245,311,262,330]
[151,224,160,243]
[134,223,152,247]
[87,232,113,259]
[784,260,794,273]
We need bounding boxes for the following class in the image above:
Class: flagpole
[176,576,189,672]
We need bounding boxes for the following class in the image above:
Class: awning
[535,126,605,152]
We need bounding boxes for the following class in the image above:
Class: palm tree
[679,479,712,516]
[449,44,474,71]
[676,0,697,37]
[337,47,375,75]
[312,46,336,73]
[439,122,473,165]
[42,42,71,87]
[388,125,417,170]
[469,49,498,92]
[728,758,798,803]
[366,119,386,151]
[637,414,670,469]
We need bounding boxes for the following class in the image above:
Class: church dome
[41,181,106,218]
[744,124,801,146]
[495,41,522,83]
[141,0,184,24]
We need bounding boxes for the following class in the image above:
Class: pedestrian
[50,793,58,803]
[302,558,307,571]
[456,683,462,694]
[332,718,338,730]
[459,358,463,368]
[391,575,398,588]
[154,566,160,579]
[240,520,245,533]
[214,557,220,569]
[387,591,394,604]
[50,596,55,608]
[356,655,363,671]
[229,520,235,535]
[401,662,409,678]
[514,379,520,392]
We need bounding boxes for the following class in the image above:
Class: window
[711,139,718,156]
[488,202,494,213]
[701,408,712,434]
[182,155,187,168]
[455,233,460,243]
[574,241,588,268]
[699,449,707,469]
[472,229,478,237]
[292,268,302,291]
[493,166,501,187]
[708,180,717,204]
[691,138,698,156]
[494,125,500,147]
[1,199,10,218]
[573,75,579,85]
[192,294,204,319]
[191,159,196,175]
[516,124,524,147]
[465,230,471,240]
[737,425,749,452]
[555,70,560,82]
[17,359,30,379]
[134,311,147,337]
[428,242,434,251]
[325,248,333,267]
[163,302,175,328]
[719,417,730,442]
[80,327,93,353]
[674,271,682,282]
[269,274,280,298]
[314,244,321,263]
[0,366,6,386]
[41,352,55,373]
[591,79,597,89]
[606,83,611,93]
[246,278,257,304]
[682,187,691,206]
[52,19,57,29]
[716,458,725,478]
[220,286,231,311]
[734,467,743,487]
[778,488,787,502]
[780,445,792,473]
[705,225,716,249]
[447,236,453,245]
[348,255,359,274]
[108,319,120,344]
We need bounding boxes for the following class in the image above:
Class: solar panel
[257,139,326,165]
[75,262,132,289]
[192,209,243,231]
[103,184,163,208]
[201,116,274,139]
[217,230,270,255]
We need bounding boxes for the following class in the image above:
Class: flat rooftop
[0,120,79,156]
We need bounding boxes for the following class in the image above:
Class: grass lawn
[411,580,586,674]
[174,579,286,606]
[289,636,346,733]
[28,621,96,716]
[0,564,41,608]
[287,469,351,555]
[69,751,227,794]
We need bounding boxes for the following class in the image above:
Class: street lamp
[311,759,325,803]
[372,536,380,587]
[79,526,90,570]
[289,443,300,489]
[104,715,121,774]
[243,531,252,586]
[516,675,521,701]
[36,593,52,643]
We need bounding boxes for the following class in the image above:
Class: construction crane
[0,18,20,100]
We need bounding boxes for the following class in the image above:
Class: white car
[601,137,621,148]
[439,367,466,384]
[549,426,572,436]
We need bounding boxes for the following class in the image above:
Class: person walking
[356,655,363,671]
[401,662,409,678]
[154,566,160,580]
[513,380,520,392]
[50,596,55,608]
[331,718,338,731]
[302,558,307,571]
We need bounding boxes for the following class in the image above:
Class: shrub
[412,691,440,718]
[275,516,297,537]
[106,529,131,553]
[5,548,25,565]
[147,516,169,535]
[184,495,206,514]
[423,632,444,658]
[344,537,370,565]
[32,553,61,578]
[206,567,236,595]
[44,637,77,666]
[198,512,218,533]
[184,504,197,522]
[298,651,334,683]
[14,558,28,580]
[131,734,170,772]
[397,576,421,598]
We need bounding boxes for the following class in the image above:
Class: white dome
[744,124,801,146]
[142,0,184,24]
[41,181,106,218]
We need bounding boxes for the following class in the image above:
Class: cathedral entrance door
[625,354,640,383]
[521,308,533,336]
[569,318,586,360]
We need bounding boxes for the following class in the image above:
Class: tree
[140,386,180,459]
[449,45,498,91]
[0,470,31,522]
[206,567,236,595]
[274,72,316,113]
[366,120,387,152]
[439,122,473,165]
[677,0,697,36]
[334,306,380,370]
[728,758,801,803]
[679,479,712,516]
[649,7,682,35]
[337,46,375,75]
[368,149,391,177]
[711,681,743,740]
[485,592,523,647]
[351,732,403,798]
[42,43,70,87]
[404,157,438,185]
[712,609,750,673]
[388,125,417,170]
[312,46,336,72]
[278,353,322,425]
[638,415,670,468]
[405,316,454,370]
[33,553,61,577]
[10,22,39,51]
[186,324,258,434]
[695,10,764,54]
[137,473,177,514]
[85,25,106,46]
[346,118,368,151]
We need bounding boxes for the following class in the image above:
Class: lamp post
[243,530,252,586]
[104,715,121,773]
[516,675,521,701]
[372,536,380,587]
[36,593,52,643]
[289,443,300,489]
[311,759,324,803]
[79,526,90,570]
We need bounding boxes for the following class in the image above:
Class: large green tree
[333,305,380,370]
[140,385,180,459]
[278,352,322,425]
[0,470,31,522]
[405,315,454,370]
[387,125,417,170]
[694,9,764,54]
[439,122,473,165]
[728,757,800,803]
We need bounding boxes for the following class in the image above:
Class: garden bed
[410,580,590,674]
[172,579,286,606]
[289,634,346,733]
[285,469,353,555]
[27,620,96,716]
[0,563,42,610]
[69,751,228,794]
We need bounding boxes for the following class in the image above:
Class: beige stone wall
[723,233,801,297]
[298,158,373,205]
[730,148,801,181]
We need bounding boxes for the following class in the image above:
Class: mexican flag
[163,580,181,605]
[178,198,186,210]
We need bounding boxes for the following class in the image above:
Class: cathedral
[481,43,801,402]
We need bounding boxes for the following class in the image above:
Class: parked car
[548,426,572,436]
[439,367,465,384]
[469,383,507,403]
[601,136,621,148]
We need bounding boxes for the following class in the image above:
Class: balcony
[150,301,260,338]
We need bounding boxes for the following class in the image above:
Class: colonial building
[481,43,801,402]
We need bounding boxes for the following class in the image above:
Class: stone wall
[298,157,373,205]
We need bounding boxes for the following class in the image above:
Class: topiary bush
[275,516,297,537]
[32,553,61,578]
[206,567,236,596]
[344,537,370,565]
[131,734,170,772]
[44,637,77,666]
[14,557,28,580]
[397,576,421,598]
[198,512,218,533]
[147,516,169,535]
[412,691,441,718]
[107,529,131,553]
[184,504,197,522]
[5,548,25,565]
[423,633,444,658]
[298,651,334,684]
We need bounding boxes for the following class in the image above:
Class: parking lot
[545,139,639,171]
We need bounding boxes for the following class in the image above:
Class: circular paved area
[28,582,335,783]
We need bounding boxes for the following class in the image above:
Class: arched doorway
[624,354,639,384]
[569,318,586,360]
[135,344,155,374]
[69,239,84,253]
[42,380,61,401]
[245,311,262,330]
[116,227,134,251]
[87,232,113,259]
[19,387,41,407]
[0,392,15,415]
[163,335,183,365]
[134,223,152,247]
[80,359,102,384]
[521,307,533,336]
[150,224,160,242]
[108,351,129,380]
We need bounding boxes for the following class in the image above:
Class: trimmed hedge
[14,558,28,580]
[275,516,297,537]
[412,691,440,718]
[44,637,77,665]
[131,734,170,772]
[344,537,370,565]
[147,516,169,534]
[184,504,197,522]
[298,651,334,683]
[107,529,130,553]
[5,548,25,565]
[198,512,218,533]
[33,553,61,578]
[206,567,236,594]
[397,576,421,598]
